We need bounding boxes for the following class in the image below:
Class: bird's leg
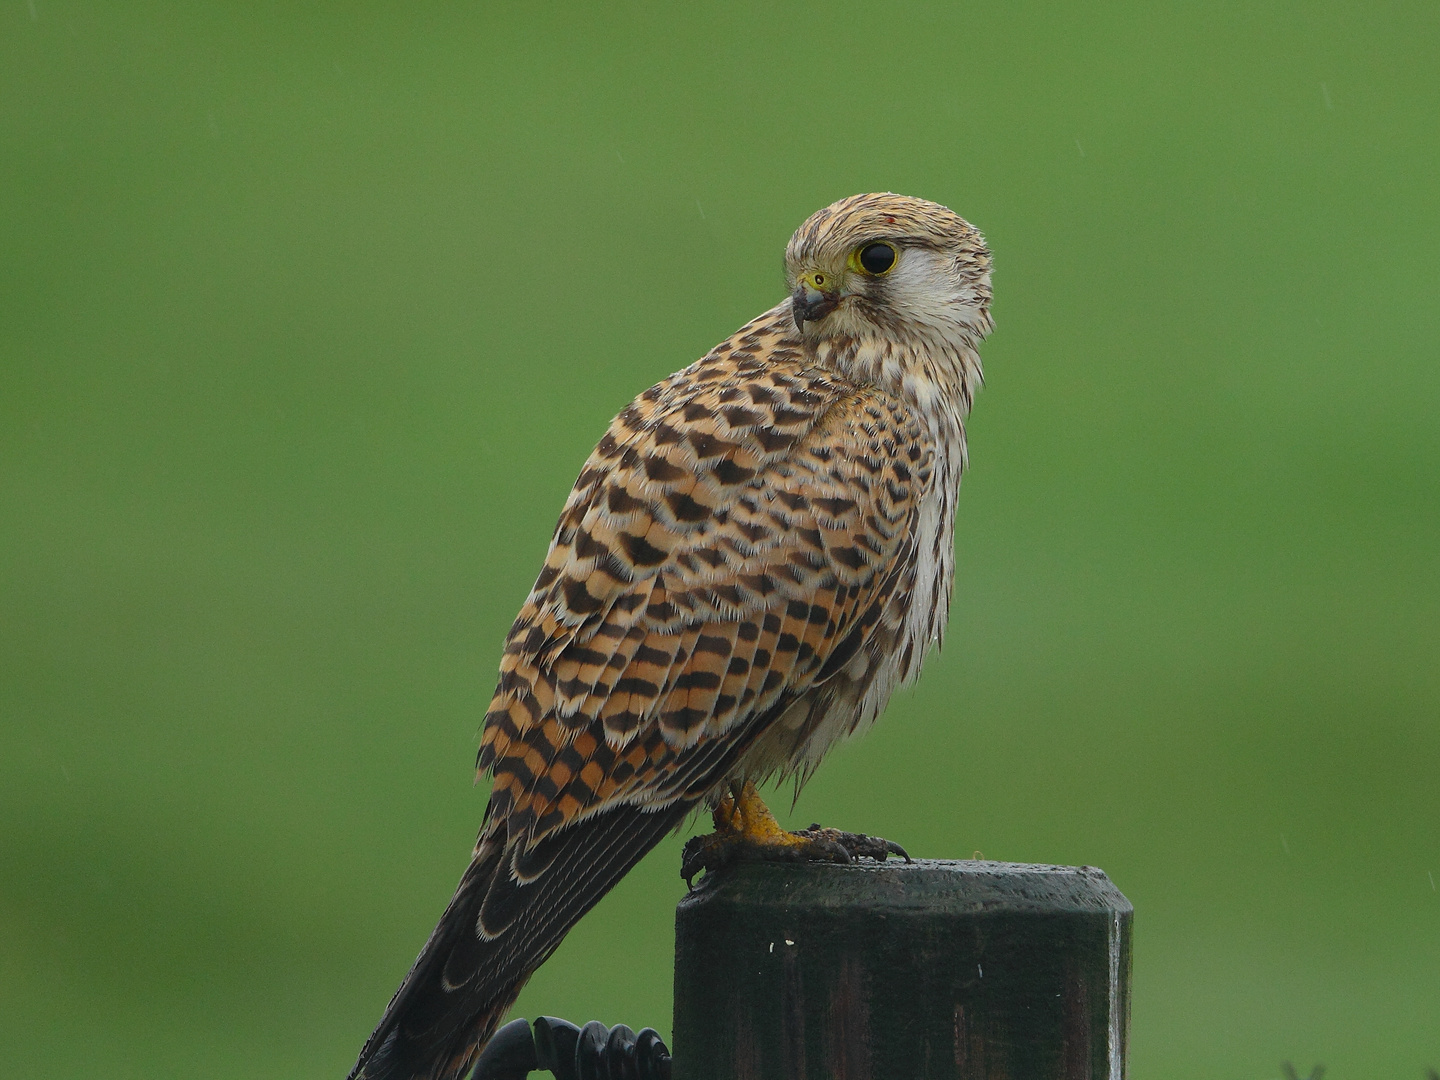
[681,780,907,885]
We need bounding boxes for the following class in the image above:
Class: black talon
[679,835,711,886]
[680,816,907,885]
[793,825,909,864]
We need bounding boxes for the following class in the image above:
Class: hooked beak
[791,280,839,329]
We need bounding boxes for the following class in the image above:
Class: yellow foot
[680,781,908,885]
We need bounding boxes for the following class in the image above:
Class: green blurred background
[3,2,1437,1076]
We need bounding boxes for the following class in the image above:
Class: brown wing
[348,313,934,1080]
[477,339,934,851]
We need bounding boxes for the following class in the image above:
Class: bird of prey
[348,193,994,1080]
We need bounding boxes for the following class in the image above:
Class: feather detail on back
[477,302,938,850]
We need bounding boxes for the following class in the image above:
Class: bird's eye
[858,242,897,275]
[812,273,826,287]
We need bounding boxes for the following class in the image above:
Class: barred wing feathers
[348,310,935,1080]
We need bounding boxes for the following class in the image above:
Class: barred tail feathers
[347,802,688,1080]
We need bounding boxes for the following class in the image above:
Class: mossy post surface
[672,859,1132,1080]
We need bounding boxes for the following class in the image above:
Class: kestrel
[348,193,994,1080]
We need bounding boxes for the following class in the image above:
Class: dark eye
[858,242,897,275]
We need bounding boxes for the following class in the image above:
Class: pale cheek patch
[886,250,976,332]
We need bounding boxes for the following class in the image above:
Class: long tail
[347,801,688,1080]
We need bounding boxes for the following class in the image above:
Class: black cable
[471,1017,672,1080]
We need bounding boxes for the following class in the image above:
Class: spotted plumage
[348,193,994,1080]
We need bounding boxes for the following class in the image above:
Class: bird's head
[784,193,993,349]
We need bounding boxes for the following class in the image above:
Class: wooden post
[672,860,1131,1080]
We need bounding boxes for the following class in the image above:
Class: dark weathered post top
[672,859,1132,1080]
